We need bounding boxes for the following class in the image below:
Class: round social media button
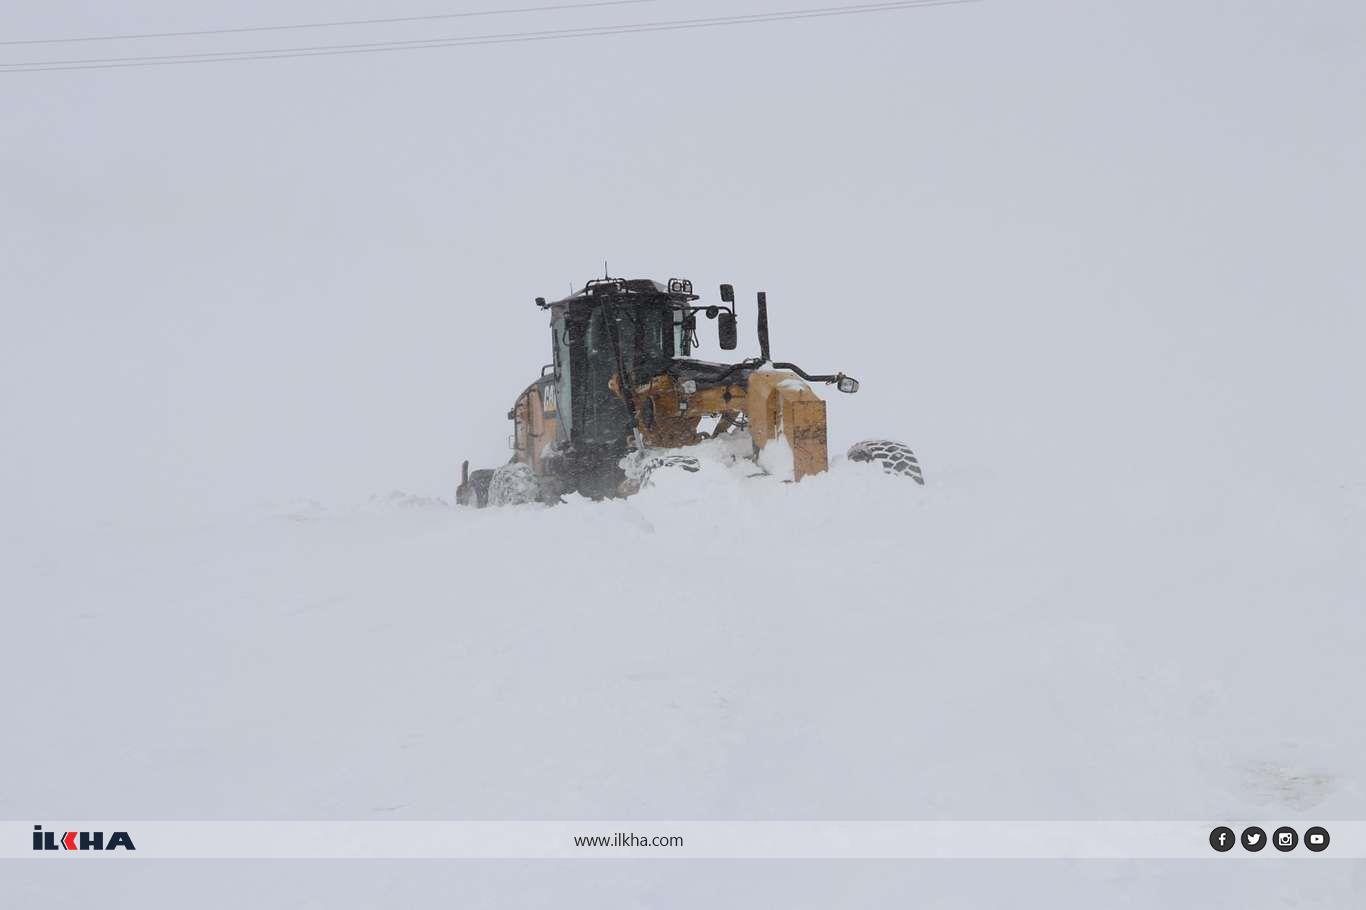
[1272,826,1298,852]
[1209,826,1235,852]
[1304,826,1330,853]
[1241,826,1267,852]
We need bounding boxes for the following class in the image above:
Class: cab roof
[541,277,700,309]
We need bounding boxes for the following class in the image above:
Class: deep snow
[3,428,1364,903]
[6,449,1362,823]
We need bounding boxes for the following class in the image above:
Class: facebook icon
[1209,826,1236,852]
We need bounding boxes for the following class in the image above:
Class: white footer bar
[5,821,1357,859]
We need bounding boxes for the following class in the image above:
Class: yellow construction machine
[458,277,921,507]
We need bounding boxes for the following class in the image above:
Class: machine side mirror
[719,284,734,304]
[837,376,860,394]
[718,312,738,350]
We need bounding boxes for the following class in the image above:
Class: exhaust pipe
[756,291,771,363]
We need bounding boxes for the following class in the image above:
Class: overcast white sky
[2,0,1363,526]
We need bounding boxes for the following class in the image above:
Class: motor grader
[457,276,921,507]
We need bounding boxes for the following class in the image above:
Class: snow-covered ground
[4,424,1364,903]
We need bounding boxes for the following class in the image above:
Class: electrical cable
[1,0,979,74]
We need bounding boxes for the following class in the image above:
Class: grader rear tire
[638,454,702,488]
[457,468,495,508]
[488,462,541,506]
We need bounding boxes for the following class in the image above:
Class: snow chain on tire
[638,454,702,488]
[488,461,541,506]
[847,439,925,485]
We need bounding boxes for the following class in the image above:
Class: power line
[0,0,667,47]
[0,0,978,73]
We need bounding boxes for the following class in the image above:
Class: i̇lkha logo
[32,825,135,851]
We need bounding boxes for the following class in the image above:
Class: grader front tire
[847,439,925,485]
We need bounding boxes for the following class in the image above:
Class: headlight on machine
[837,376,860,394]
[680,379,697,395]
